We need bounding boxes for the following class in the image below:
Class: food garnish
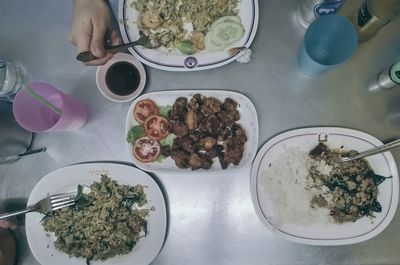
[41,175,149,264]
[143,115,169,141]
[205,16,245,51]
[129,101,172,163]
[133,99,159,124]
[127,125,145,144]
[133,136,161,162]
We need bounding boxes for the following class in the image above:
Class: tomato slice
[133,99,159,124]
[143,115,169,141]
[133,137,161,162]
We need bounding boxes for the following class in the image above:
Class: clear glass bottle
[0,58,24,101]
[350,0,400,42]
[297,0,346,27]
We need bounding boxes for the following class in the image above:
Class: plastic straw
[23,85,62,115]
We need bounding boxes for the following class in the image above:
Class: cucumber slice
[212,22,244,45]
[205,21,244,51]
[211,16,242,29]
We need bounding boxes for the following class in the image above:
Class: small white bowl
[96,53,146,102]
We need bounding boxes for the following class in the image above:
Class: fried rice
[132,0,240,49]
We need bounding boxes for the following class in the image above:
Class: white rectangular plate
[126,90,259,173]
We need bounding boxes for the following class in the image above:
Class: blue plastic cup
[298,14,358,76]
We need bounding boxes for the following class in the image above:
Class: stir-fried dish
[41,175,149,264]
[308,143,389,223]
[127,94,248,170]
[132,0,241,53]
[164,94,247,170]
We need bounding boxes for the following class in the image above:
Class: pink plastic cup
[12,82,88,132]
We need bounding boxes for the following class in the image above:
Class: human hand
[0,220,16,230]
[69,0,122,66]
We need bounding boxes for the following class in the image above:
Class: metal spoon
[340,139,400,163]
[76,33,157,62]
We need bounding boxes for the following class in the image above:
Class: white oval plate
[118,0,259,71]
[250,127,399,246]
[125,90,259,173]
[26,163,167,265]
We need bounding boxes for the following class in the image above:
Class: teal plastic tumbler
[298,14,358,76]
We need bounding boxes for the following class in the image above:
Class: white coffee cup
[96,53,146,102]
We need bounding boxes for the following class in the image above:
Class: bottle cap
[389,61,400,84]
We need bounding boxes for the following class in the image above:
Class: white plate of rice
[118,0,259,71]
[250,127,399,245]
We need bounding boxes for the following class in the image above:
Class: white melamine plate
[118,0,259,71]
[26,163,167,265]
[250,127,399,245]
[125,90,259,173]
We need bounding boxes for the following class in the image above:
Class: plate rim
[118,0,259,71]
[25,162,168,265]
[250,126,399,246]
[125,89,259,174]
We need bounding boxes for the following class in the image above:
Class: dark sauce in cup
[105,62,140,96]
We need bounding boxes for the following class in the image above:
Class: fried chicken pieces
[164,94,247,170]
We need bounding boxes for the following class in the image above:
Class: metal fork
[76,32,158,62]
[0,192,76,221]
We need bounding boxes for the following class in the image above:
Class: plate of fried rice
[118,0,259,71]
[26,163,167,265]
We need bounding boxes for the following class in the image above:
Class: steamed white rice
[260,148,331,227]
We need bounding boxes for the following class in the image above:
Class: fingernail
[93,46,104,57]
